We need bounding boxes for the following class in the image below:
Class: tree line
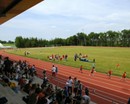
[15,29,130,48]
[0,40,14,44]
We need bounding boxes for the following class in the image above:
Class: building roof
[0,0,43,25]
[0,43,3,47]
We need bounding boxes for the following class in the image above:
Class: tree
[66,36,76,45]
[15,36,24,48]
[121,29,130,47]
[24,38,31,47]
[98,32,107,46]
[77,32,87,46]
[14,29,130,48]
[106,30,116,46]
[88,32,99,46]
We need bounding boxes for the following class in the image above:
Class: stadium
[0,0,130,104]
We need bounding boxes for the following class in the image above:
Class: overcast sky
[0,0,130,41]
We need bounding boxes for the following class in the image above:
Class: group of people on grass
[74,53,88,62]
[48,54,68,61]
[74,53,95,63]
[24,51,31,56]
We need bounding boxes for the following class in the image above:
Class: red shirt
[108,70,112,75]
[91,68,94,73]
[122,73,126,78]
[116,64,120,67]
[80,66,82,70]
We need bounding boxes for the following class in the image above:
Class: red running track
[0,51,130,104]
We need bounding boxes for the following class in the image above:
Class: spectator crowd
[0,55,91,104]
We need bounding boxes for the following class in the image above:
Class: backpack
[128,98,130,104]
[0,97,8,104]
[56,67,58,73]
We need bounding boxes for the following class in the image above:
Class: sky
[0,0,130,41]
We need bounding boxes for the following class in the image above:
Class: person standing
[52,65,56,77]
[74,53,78,61]
[107,70,112,79]
[77,80,83,97]
[79,65,83,73]
[65,54,68,61]
[42,69,46,77]
[90,67,95,76]
[121,72,126,81]
[73,77,78,96]
[85,87,89,96]
[67,76,73,94]
[116,64,120,69]
[3,57,12,77]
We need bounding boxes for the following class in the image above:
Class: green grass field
[6,46,130,78]
[3,43,16,48]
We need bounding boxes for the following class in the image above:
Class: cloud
[0,0,130,41]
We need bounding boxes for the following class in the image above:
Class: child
[107,70,112,79]
[116,64,120,69]
[79,65,83,73]
[90,67,95,76]
[121,72,126,81]
[43,69,46,77]
[52,65,56,77]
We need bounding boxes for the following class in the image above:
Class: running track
[0,50,130,104]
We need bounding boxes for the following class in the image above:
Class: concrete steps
[0,84,26,104]
[0,76,96,104]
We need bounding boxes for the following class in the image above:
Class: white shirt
[82,95,90,104]
[67,79,73,87]
[52,66,56,72]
